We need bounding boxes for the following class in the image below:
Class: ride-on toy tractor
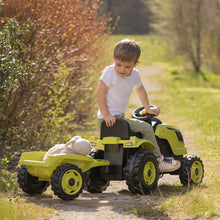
[17,107,204,200]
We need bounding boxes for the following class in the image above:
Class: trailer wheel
[179,156,204,186]
[51,164,84,200]
[124,149,159,194]
[17,165,49,195]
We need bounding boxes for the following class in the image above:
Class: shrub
[0,0,113,154]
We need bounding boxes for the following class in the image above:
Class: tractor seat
[100,119,142,140]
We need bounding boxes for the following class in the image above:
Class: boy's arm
[97,80,116,127]
[135,85,160,116]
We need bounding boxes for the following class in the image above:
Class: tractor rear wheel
[124,149,159,194]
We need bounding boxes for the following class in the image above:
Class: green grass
[153,69,220,218]
[125,204,169,219]
[0,193,54,220]
[144,65,220,218]
[0,164,55,219]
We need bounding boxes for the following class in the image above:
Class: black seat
[100,119,142,140]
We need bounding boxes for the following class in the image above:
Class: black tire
[51,164,84,200]
[17,165,49,195]
[179,156,204,186]
[84,149,110,193]
[124,149,159,195]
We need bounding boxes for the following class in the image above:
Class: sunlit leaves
[0,0,112,151]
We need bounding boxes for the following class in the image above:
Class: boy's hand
[104,114,116,127]
[147,106,160,116]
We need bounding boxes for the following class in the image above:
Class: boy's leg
[124,118,181,172]
[124,118,161,157]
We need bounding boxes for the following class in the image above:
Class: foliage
[0,19,30,156]
[0,19,28,98]
[0,158,18,192]
[0,0,113,154]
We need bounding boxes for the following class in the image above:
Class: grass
[125,204,169,219]
[0,193,53,220]
[152,68,220,219]
[0,165,55,219]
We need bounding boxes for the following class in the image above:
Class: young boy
[97,39,180,172]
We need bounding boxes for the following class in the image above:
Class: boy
[97,39,180,172]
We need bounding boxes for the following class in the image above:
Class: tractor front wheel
[179,156,204,186]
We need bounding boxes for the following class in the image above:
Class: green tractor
[17,107,204,200]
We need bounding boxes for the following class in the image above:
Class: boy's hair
[113,39,141,63]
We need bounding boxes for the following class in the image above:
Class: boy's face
[114,59,137,77]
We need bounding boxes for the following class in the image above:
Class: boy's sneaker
[157,155,181,172]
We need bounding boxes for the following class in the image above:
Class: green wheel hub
[143,161,156,185]
[124,149,159,194]
[61,169,83,195]
[179,156,204,186]
[190,160,204,183]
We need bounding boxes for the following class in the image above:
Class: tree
[0,0,112,154]
[152,0,220,75]
[154,0,205,73]
[102,0,153,34]
[202,0,220,73]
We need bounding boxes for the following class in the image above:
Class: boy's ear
[135,61,140,66]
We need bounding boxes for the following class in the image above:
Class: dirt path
[40,65,178,220]
[37,182,163,220]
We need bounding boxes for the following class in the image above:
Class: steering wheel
[132,106,156,122]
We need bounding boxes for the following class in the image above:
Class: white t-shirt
[97,64,143,119]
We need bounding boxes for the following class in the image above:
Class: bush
[0,0,113,155]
